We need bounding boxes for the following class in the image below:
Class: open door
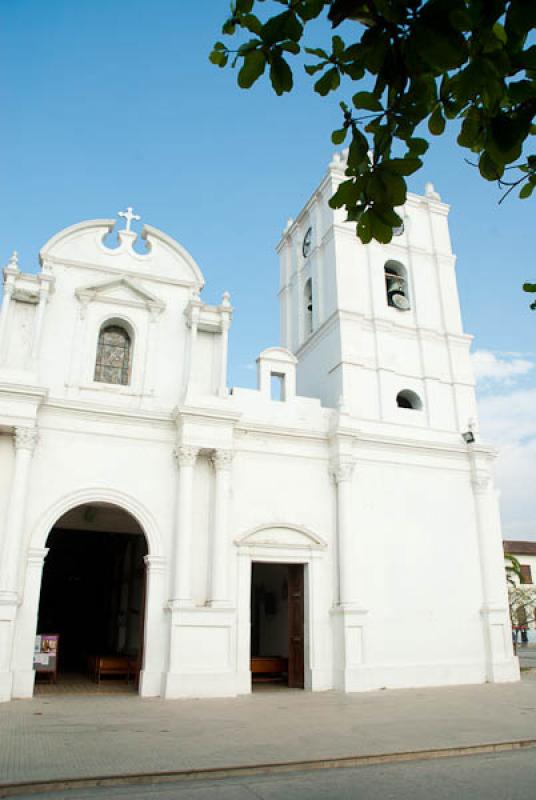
[287,564,304,688]
[250,562,305,688]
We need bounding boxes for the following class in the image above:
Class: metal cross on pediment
[118,206,141,232]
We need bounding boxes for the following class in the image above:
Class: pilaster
[469,451,519,682]
[30,268,54,361]
[329,441,372,691]
[138,555,167,697]
[0,426,39,599]
[331,455,357,608]
[208,449,233,607]
[11,547,49,698]
[0,426,38,701]
[218,292,232,397]
[182,299,200,401]
[170,445,198,607]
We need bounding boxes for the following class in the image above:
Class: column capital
[331,458,355,484]
[173,445,199,468]
[472,471,492,494]
[211,449,234,471]
[14,426,38,453]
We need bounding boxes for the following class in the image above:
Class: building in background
[0,154,519,702]
[504,540,536,643]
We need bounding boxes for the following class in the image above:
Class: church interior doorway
[250,562,304,689]
[35,503,147,695]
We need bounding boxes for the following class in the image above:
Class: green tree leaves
[238,50,266,88]
[523,281,536,310]
[270,53,293,94]
[428,106,446,135]
[211,0,536,258]
[353,91,382,111]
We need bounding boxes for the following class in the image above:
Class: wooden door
[287,564,304,688]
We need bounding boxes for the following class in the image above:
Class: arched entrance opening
[35,502,148,694]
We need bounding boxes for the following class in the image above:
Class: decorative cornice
[235,420,328,443]
[41,253,199,290]
[174,404,242,427]
[40,397,172,428]
[14,426,38,452]
[0,382,48,401]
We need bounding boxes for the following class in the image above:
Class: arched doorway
[35,502,148,694]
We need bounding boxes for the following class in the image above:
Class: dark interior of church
[251,562,289,661]
[250,562,305,688]
[37,528,146,674]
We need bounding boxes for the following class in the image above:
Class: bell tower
[277,152,477,433]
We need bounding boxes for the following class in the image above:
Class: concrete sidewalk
[1,671,536,790]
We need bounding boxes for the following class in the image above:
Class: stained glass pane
[94,325,131,385]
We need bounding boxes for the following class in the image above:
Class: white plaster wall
[191,332,218,396]
[5,302,35,369]
[295,322,342,410]
[354,460,485,672]
[230,445,333,545]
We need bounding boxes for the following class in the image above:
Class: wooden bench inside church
[88,655,137,684]
[251,656,288,683]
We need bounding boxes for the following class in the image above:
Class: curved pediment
[235,524,327,551]
[39,218,205,289]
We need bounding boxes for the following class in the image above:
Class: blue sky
[2,1,535,538]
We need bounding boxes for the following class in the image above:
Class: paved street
[8,749,536,800]
[1,670,536,791]
[518,644,536,670]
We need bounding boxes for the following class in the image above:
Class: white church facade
[0,154,519,702]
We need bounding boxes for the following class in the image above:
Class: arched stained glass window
[94,324,132,385]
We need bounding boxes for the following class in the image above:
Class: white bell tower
[277,152,477,433]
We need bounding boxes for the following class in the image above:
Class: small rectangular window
[271,372,285,402]
[520,564,533,584]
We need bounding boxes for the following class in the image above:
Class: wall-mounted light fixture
[462,430,475,444]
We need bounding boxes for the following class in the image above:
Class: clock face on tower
[302,227,312,258]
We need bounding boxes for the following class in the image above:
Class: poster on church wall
[33,634,59,677]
